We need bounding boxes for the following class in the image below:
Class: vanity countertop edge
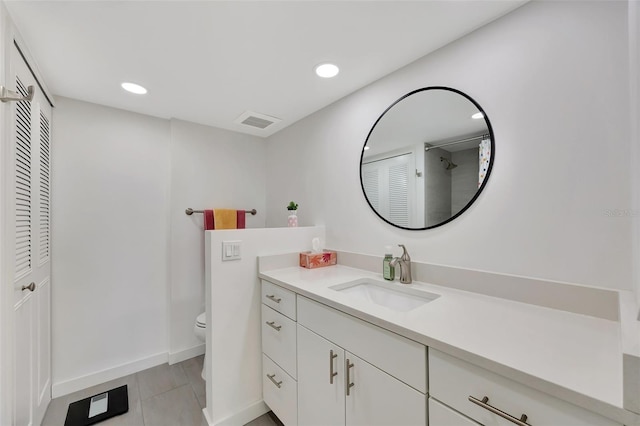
[258,264,640,426]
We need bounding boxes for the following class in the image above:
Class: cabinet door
[297,324,345,426]
[345,351,426,426]
[429,398,479,425]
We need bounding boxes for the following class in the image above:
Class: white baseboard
[168,344,205,365]
[208,400,269,426]
[203,407,214,426]
[51,352,168,398]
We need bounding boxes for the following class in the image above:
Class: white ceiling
[5,0,526,138]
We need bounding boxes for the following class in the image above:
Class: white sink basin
[330,279,439,312]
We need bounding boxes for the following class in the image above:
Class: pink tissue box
[299,250,337,269]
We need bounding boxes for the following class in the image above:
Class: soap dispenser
[383,246,395,281]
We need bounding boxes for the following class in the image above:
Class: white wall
[630,0,640,315]
[50,99,269,393]
[205,227,325,426]
[51,97,171,395]
[265,0,633,291]
[169,119,266,361]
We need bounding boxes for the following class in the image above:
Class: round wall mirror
[360,87,494,230]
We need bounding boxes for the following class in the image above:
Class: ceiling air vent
[234,111,281,130]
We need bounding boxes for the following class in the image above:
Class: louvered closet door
[11,43,52,426]
[361,153,416,227]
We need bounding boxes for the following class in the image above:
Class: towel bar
[185,208,257,216]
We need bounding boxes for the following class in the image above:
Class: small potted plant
[287,201,298,227]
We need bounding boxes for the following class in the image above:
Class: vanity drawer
[429,397,479,425]
[297,295,426,393]
[429,349,620,426]
[262,280,296,320]
[263,354,297,426]
[262,305,297,378]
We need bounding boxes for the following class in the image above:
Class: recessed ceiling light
[315,63,339,78]
[121,82,147,95]
[471,112,484,120]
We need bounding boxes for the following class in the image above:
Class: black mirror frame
[359,86,495,230]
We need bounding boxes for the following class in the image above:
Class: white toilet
[194,312,207,380]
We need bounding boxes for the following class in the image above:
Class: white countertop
[259,264,639,425]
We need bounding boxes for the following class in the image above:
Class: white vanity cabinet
[260,278,625,426]
[428,349,621,426]
[261,280,299,426]
[296,296,427,426]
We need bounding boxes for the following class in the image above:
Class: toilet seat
[196,312,206,328]
[194,312,207,381]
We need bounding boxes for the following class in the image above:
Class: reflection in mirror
[360,87,493,230]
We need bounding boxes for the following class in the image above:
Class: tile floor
[42,355,279,426]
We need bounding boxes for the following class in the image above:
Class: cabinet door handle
[265,321,282,331]
[345,359,354,396]
[266,294,282,303]
[329,350,338,384]
[266,373,282,388]
[468,395,530,426]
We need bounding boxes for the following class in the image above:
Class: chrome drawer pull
[329,350,338,384]
[469,395,530,426]
[345,359,354,396]
[266,373,282,388]
[266,294,282,303]
[266,321,282,331]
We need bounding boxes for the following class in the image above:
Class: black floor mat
[64,385,129,426]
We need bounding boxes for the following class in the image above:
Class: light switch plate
[222,241,241,261]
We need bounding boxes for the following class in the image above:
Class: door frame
[0,4,11,424]
[0,7,54,424]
